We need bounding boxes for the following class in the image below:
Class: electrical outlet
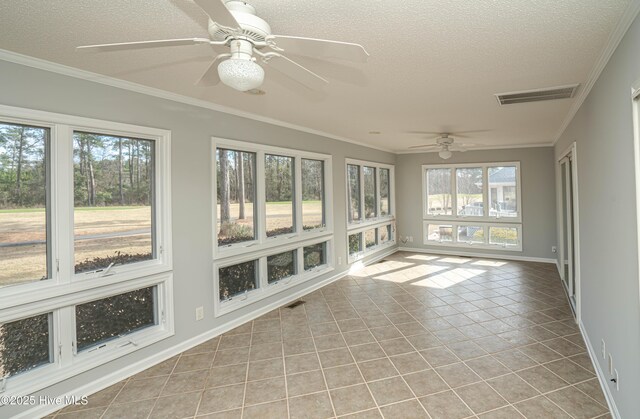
[195,306,204,321]
[608,354,614,376]
[409,236,414,243]
[601,340,606,360]
[613,369,619,391]
[338,256,342,265]
[552,246,557,253]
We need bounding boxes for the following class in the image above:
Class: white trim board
[0,49,394,154]
[578,321,620,418]
[398,246,556,264]
[18,246,396,419]
[554,0,640,144]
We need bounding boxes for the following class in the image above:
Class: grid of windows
[0,105,173,397]
[346,159,395,262]
[214,138,333,315]
[423,162,522,251]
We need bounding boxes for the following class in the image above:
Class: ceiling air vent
[495,84,579,105]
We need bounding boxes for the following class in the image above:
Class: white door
[560,155,576,307]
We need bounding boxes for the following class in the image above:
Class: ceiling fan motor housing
[208,1,272,44]
[436,135,454,146]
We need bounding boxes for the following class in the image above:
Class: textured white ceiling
[0,0,631,151]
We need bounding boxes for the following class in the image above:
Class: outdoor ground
[216,201,323,242]
[0,207,152,287]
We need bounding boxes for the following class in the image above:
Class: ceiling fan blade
[408,144,440,150]
[265,54,328,90]
[77,38,211,52]
[196,54,230,86]
[193,0,241,30]
[267,35,369,63]
[406,131,444,135]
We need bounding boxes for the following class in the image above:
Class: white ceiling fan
[408,132,479,159]
[76,0,369,92]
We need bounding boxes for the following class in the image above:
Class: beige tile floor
[50,252,610,419]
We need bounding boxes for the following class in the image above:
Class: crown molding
[0,49,395,153]
[553,0,640,145]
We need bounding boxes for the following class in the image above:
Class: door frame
[557,142,581,321]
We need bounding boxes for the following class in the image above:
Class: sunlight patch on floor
[374,264,447,283]
[404,254,440,261]
[471,259,508,267]
[411,267,486,289]
[440,257,473,264]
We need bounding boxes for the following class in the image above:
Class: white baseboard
[577,321,619,418]
[397,247,556,264]
[18,248,396,419]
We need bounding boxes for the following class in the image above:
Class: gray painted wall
[0,59,396,417]
[555,12,640,418]
[396,148,557,260]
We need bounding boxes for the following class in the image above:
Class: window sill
[348,240,396,263]
[422,240,523,252]
[0,262,172,311]
[347,217,395,232]
[215,264,334,316]
[1,273,174,399]
[215,230,333,262]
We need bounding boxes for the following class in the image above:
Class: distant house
[488,167,517,216]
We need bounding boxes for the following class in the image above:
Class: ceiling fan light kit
[217,39,264,91]
[76,0,368,93]
[438,149,453,160]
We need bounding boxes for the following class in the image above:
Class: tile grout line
[239,321,255,419]
[279,308,291,419]
[320,283,386,418]
[340,276,439,417]
[192,336,222,418]
[300,303,338,419]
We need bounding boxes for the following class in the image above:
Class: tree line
[73,133,153,207]
[0,123,47,209]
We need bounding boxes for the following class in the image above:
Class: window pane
[267,251,296,284]
[364,166,377,219]
[427,224,453,242]
[217,148,256,246]
[380,168,390,216]
[365,229,377,249]
[488,166,518,217]
[302,159,324,230]
[380,224,392,243]
[427,168,452,215]
[489,227,519,246]
[265,154,294,237]
[73,132,154,274]
[347,164,361,222]
[348,233,362,255]
[457,226,485,244]
[304,242,326,270]
[457,168,484,216]
[0,313,52,377]
[76,286,156,351]
[219,260,258,301]
[0,122,50,287]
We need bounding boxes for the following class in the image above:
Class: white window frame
[632,77,640,309]
[214,238,334,316]
[422,162,522,251]
[346,159,395,229]
[212,138,334,316]
[423,221,523,251]
[0,104,174,398]
[345,158,396,263]
[347,221,396,263]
